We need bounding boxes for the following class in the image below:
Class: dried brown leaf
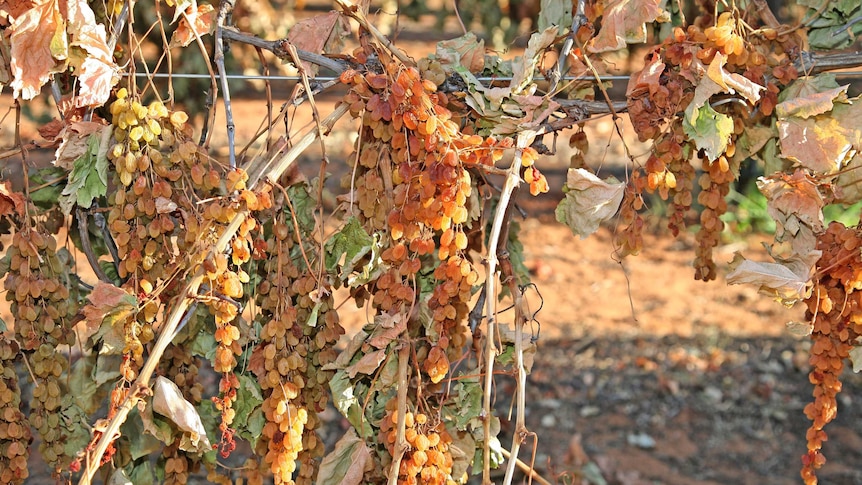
[588,0,666,53]
[286,11,345,75]
[153,376,211,452]
[9,0,64,100]
[345,349,387,378]
[0,180,26,217]
[436,32,485,72]
[317,428,373,485]
[170,2,216,48]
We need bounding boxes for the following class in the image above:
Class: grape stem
[77,102,350,485]
[388,344,411,485]
[334,0,414,67]
[483,130,536,484]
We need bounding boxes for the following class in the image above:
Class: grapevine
[0,0,861,484]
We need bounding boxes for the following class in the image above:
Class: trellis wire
[130,71,862,82]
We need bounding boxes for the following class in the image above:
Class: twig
[498,198,532,485]
[214,0,237,168]
[77,103,350,485]
[499,449,552,485]
[334,0,414,66]
[482,130,536,484]
[750,0,781,29]
[795,51,862,75]
[549,0,587,94]
[220,28,349,74]
[388,344,411,485]
[75,207,111,283]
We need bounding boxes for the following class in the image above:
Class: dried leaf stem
[483,130,536,484]
[77,103,349,485]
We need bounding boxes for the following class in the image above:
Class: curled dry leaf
[153,376,211,451]
[66,0,118,108]
[54,121,108,169]
[170,2,216,48]
[0,180,26,217]
[286,11,348,75]
[9,0,64,100]
[587,0,667,53]
[757,171,824,258]
[316,428,373,485]
[726,253,813,304]
[555,168,625,239]
[436,32,485,73]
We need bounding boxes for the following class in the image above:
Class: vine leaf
[153,376,212,452]
[683,103,734,162]
[555,168,625,239]
[849,347,862,373]
[170,2,216,48]
[55,121,106,169]
[775,85,848,119]
[325,216,374,277]
[0,180,26,217]
[775,79,861,174]
[82,281,138,353]
[436,33,485,72]
[510,26,557,94]
[704,53,764,105]
[317,428,373,485]
[9,0,64,100]
[59,126,111,214]
[538,0,572,35]
[726,252,812,304]
[67,0,119,107]
[285,11,349,75]
[587,0,668,53]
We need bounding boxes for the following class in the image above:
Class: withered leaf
[345,349,387,378]
[588,0,666,53]
[170,2,216,48]
[9,0,64,100]
[555,168,625,238]
[317,428,373,485]
[153,376,211,452]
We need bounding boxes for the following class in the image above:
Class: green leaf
[808,21,862,50]
[448,378,483,430]
[325,216,374,276]
[285,184,317,235]
[683,103,734,162]
[242,407,265,447]
[316,429,373,485]
[234,374,264,436]
[126,461,155,485]
[59,128,110,214]
[329,370,374,439]
[123,408,165,460]
[538,0,572,35]
[0,317,6,333]
[0,252,10,279]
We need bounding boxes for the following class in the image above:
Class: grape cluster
[340,63,525,384]
[0,336,30,484]
[380,408,457,485]
[252,208,343,484]
[800,222,862,484]
[417,58,447,87]
[3,227,81,475]
[624,10,804,278]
